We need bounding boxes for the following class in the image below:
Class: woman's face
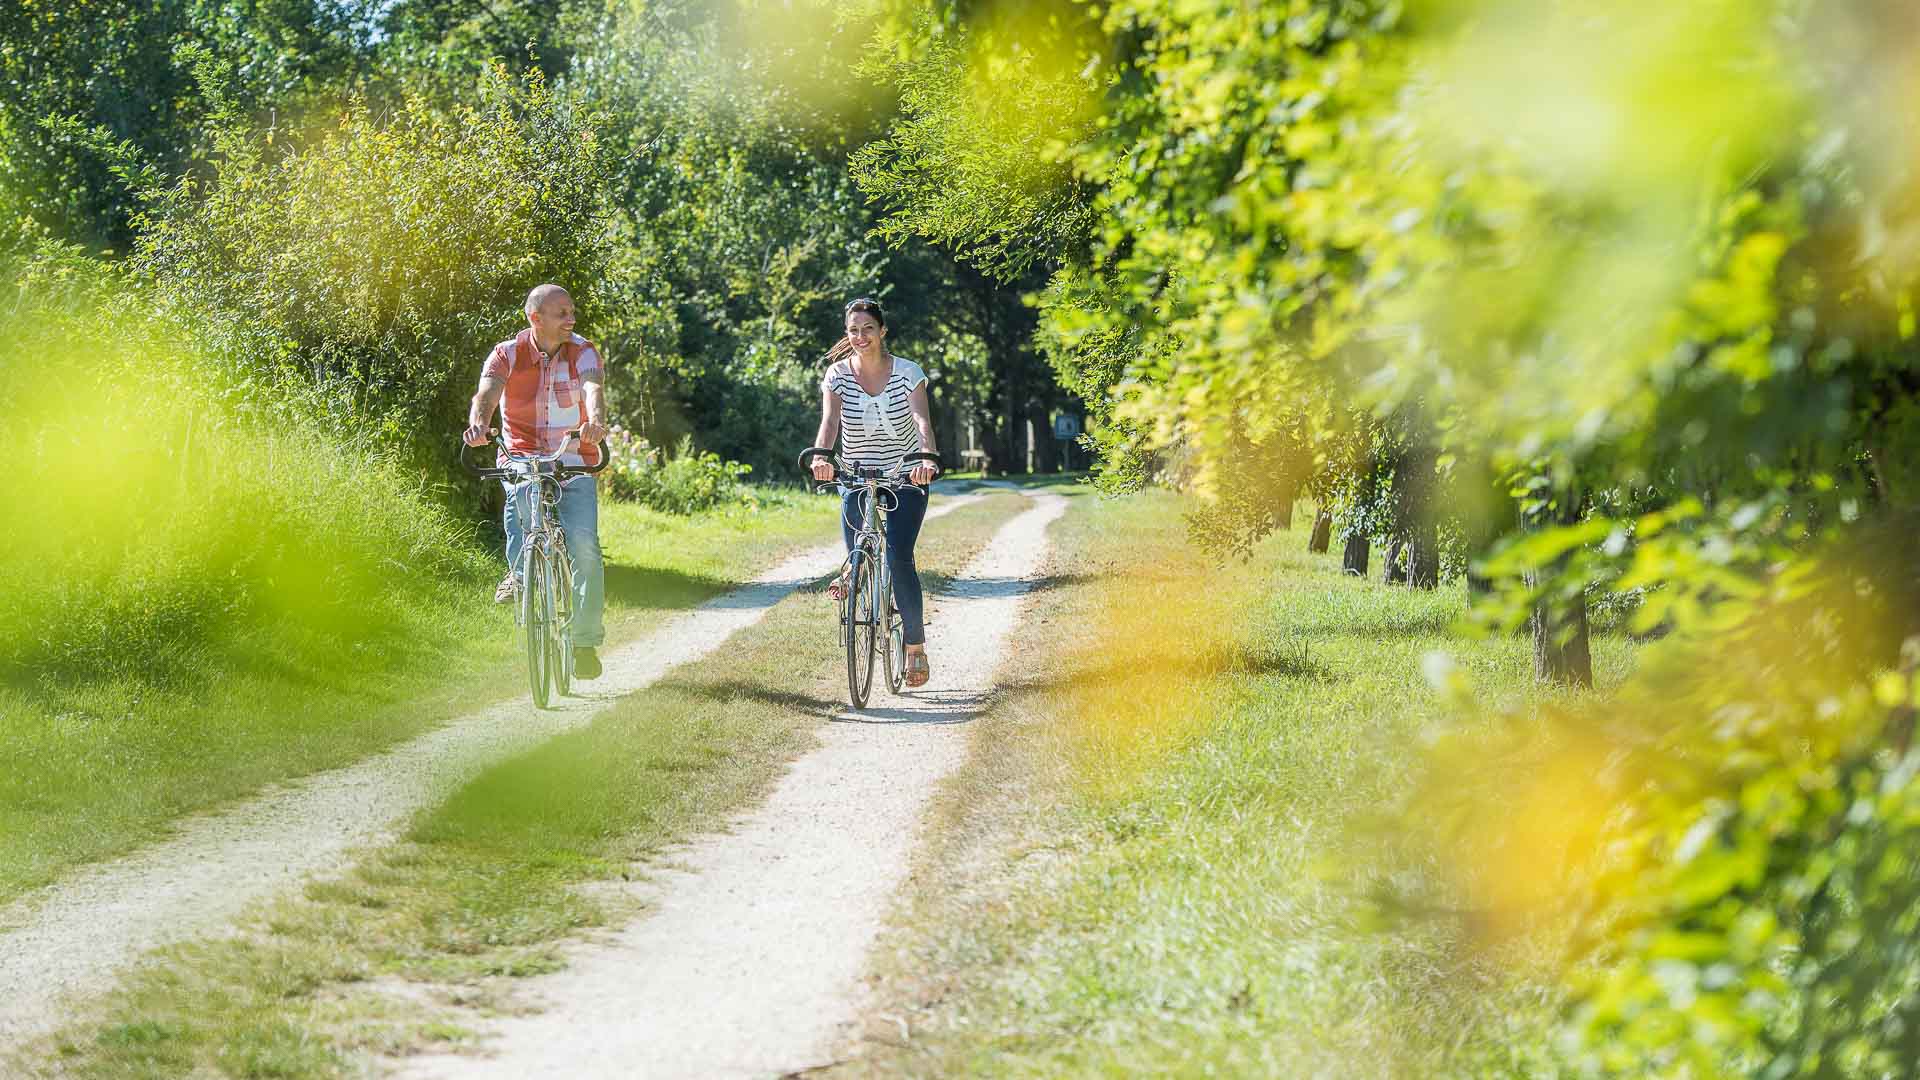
[845,311,885,354]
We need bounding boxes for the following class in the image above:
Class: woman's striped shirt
[823,356,927,472]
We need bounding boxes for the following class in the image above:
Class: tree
[134,64,617,463]
[0,0,368,249]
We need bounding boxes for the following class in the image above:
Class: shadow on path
[656,678,840,715]
[830,688,987,726]
[602,564,733,611]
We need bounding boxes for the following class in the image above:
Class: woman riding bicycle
[808,297,941,688]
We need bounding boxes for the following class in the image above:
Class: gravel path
[0,494,985,1050]
[395,491,1067,1080]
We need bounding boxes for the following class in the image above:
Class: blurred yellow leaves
[1415,722,1623,946]
[1420,0,1798,198]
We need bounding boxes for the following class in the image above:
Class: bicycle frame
[842,475,897,621]
[504,464,573,621]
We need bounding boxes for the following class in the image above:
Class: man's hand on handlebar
[463,422,493,447]
[579,419,608,446]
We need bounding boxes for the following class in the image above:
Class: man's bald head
[525,283,570,315]
[524,284,577,351]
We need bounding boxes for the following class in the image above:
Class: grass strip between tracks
[12,492,1031,1080]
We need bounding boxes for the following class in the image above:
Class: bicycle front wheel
[846,552,877,708]
[523,542,553,709]
[550,541,574,698]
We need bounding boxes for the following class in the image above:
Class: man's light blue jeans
[503,475,605,648]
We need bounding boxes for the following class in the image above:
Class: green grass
[839,491,1633,1078]
[10,493,1035,1079]
[0,486,839,907]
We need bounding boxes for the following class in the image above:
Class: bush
[602,428,754,515]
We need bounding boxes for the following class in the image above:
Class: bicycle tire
[523,542,552,709]
[846,551,876,708]
[551,540,574,698]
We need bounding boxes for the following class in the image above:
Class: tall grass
[3,259,490,689]
[0,261,500,897]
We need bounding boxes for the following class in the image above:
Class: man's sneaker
[493,574,518,604]
[573,647,602,679]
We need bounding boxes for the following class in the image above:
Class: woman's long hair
[825,298,888,365]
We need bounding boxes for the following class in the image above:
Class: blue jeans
[503,475,605,648]
[842,485,928,646]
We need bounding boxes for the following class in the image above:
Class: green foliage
[602,429,755,515]
[134,63,617,450]
[570,4,909,476]
[0,249,491,692]
[852,1,1103,280]
[1408,514,1920,1078]
[0,0,367,249]
[373,0,603,97]
[865,0,1920,1072]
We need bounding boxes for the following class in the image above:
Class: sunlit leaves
[853,0,1104,280]
[134,64,616,435]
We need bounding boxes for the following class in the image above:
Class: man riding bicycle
[464,284,609,679]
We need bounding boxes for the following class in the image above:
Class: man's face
[530,294,576,340]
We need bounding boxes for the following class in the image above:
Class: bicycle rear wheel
[845,551,876,708]
[523,542,553,709]
[882,571,905,694]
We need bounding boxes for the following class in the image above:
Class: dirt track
[0,493,989,1049]
[394,491,1066,1079]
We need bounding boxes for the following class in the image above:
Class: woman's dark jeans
[841,485,929,646]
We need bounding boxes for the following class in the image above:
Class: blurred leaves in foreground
[860,0,1920,1073]
[1,248,489,694]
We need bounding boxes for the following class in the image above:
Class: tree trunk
[1033,402,1061,472]
[1004,393,1025,475]
[1383,538,1407,584]
[925,373,954,470]
[1529,576,1593,688]
[1308,511,1333,553]
[1275,494,1295,531]
[1408,518,1440,590]
[1341,534,1371,577]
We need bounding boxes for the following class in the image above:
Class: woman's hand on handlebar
[810,458,836,483]
[909,461,939,486]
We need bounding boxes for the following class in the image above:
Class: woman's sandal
[905,650,931,688]
[826,571,849,601]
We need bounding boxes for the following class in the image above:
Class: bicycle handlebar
[461,428,610,481]
[799,449,940,495]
